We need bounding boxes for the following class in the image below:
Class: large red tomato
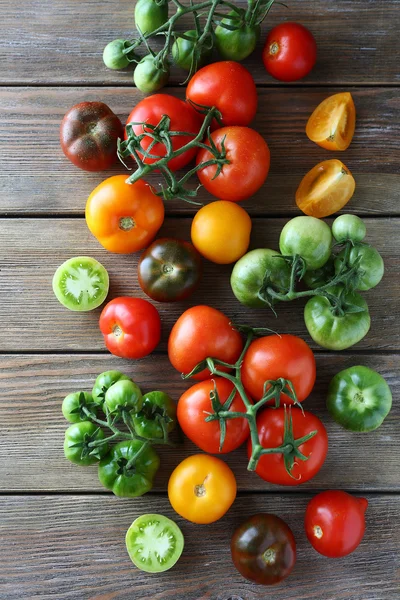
[262,22,317,82]
[241,335,316,403]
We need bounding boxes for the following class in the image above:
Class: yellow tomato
[168,454,237,524]
[191,201,252,264]
[85,175,164,254]
[306,92,356,151]
[296,159,356,218]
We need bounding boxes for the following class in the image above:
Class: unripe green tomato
[135,0,168,35]
[133,55,170,93]
[215,12,260,61]
[103,39,131,70]
[334,245,384,291]
[62,391,95,423]
[172,30,213,71]
[64,421,108,466]
[104,379,143,413]
[332,214,367,243]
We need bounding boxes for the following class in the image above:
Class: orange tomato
[306,92,356,151]
[296,159,356,218]
[85,175,164,254]
[191,201,252,264]
[168,454,237,524]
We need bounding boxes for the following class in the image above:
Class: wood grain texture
[0,0,399,85]
[0,494,398,600]
[0,87,399,215]
[1,218,398,352]
[1,353,398,492]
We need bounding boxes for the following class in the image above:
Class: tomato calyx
[68,425,106,461]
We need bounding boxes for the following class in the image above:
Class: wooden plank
[0,87,399,215]
[0,1,399,85]
[1,353,398,492]
[0,494,398,599]
[0,218,398,352]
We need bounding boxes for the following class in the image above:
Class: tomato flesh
[306,92,356,151]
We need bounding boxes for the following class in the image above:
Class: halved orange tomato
[306,92,356,151]
[296,159,356,218]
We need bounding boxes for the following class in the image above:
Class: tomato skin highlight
[196,126,270,202]
[177,377,249,454]
[168,305,243,380]
[305,490,368,557]
[241,335,316,403]
[263,22,317,82]
[99,297,161,359]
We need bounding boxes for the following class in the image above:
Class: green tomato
[134,55,170,93]
[303,257,335,290]
[133,391,176,439]
[332,214,366,243]
[104,379,143,414]
[98,440,160,497]
[230,248,291,308]
[172,30,213,71]
[135,0,168,35]
[279,216,332,270]
[334,244,384,291]
[62,391,96,423]
[215,12,260,61]
[327,365,392,432]
[304,287,371,351]
[126,514,184,573]
[103,39,130,70]
[92,370,132,405]
[64,422,108,466]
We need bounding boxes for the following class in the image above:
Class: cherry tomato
[263,22,317,82]
[295,159,356,218]
[168,305,243,380]
[186,61,257,126]
[60,101,123,172]
[99,297,161,359]
[168,454,236,523]
[241,335,316,404]
[85,175,164,254]
[305,490,368,557]
[125,94,202,171]
[249,408,328,485]
[177,377,249,454]
[231,514,296,585]
[196,127,270,202]
[306,92,356,151]
[191,201,252,264]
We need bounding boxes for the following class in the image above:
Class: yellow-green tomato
[279,216,332,270]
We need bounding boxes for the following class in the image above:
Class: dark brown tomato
[231,513,296,585]
[60,101,123,171]
[138,238,202,302]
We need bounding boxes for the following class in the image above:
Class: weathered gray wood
[0,218,398,352]
[0,0,399,85]
[0,494,398,599]
[0,87,399,215]
[0,353,398,492]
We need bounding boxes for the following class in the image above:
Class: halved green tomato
[126,514,184,573]
[52,256,109,311]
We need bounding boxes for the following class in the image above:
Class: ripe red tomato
[262,23,317,82]
[168,305,243,380]
[249,407,328,485]
[99,297,161,359]
[241,335,316,403]
[125,94,202,171]
[60,101,123,171]
[177,377,249,453]
[305,490,368,557]
[196,127,270,202]
[186,61,258,126]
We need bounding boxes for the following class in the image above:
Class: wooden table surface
[0,1,399,599]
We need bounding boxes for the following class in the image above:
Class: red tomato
[241,335,316,403]
[177,377,249,453]
[168,305,243,380]
[125,94,202,171]
[196,127,270,202]
[305,490,368,557]
[249,408,328,485]
[186,61,257,126]
[99,297,161,359]
[263,23,317,82]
